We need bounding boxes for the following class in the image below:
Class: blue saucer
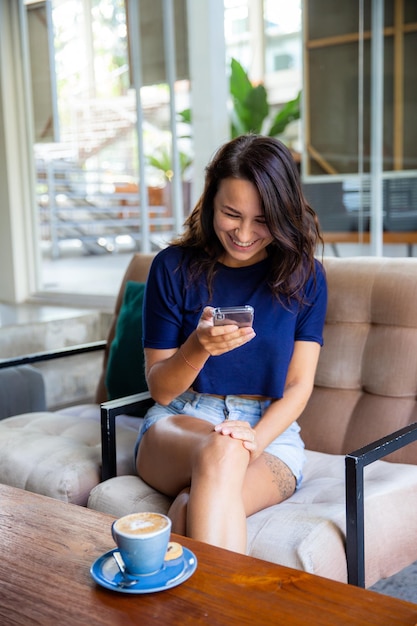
[90,546,197,594]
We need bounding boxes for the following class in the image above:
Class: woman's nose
[235,221,252,241]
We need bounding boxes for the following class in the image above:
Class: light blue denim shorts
[135,390,305,488]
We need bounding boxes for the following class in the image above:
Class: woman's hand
[196,306,256,356]
[214,420,260,460]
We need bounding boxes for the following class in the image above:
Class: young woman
[135,134,327,553]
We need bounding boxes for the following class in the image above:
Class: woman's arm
[253,340,320,451]
[145,307,256,405]
[144,333,207,406]
[215,340,321,459]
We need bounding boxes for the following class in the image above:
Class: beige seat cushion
[0,407,142,505]
[87,449,417,587]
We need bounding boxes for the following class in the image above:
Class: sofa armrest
[100,391,154,481]
[345,421,417,587]
[0,340,107,369]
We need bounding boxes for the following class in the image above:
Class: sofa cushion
[0,410,142,505]
[105,281,148,400]
[88,474,172,516]
[86,449,417,587]
[246,451,417,586]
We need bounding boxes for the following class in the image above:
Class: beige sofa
[1,253,417,588]
[88,254,417,588]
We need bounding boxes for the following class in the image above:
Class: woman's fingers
[214,420,260,458]
[197,324,255,355]
[214,420,255,442]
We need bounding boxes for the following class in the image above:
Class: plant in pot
[146,144,193,217]
[228,58,301,140]
[150,57,301,217]
[147,145,193,184]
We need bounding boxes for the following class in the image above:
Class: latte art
[114,512,169,536]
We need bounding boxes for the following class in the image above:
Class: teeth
[232,239,254,248]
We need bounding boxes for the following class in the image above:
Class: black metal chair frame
[345,421,417,587]
[0,341,106,370]
[100,391,154,481]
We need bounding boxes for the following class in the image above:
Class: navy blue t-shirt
[143,246,327,398]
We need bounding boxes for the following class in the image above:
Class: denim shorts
[135,391,305,488]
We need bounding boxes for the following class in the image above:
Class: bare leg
[136,415,214,496]
[186,428,250,551]
[167,456,295,542]
[136,415,296,553]
[137,415,250,551]
[242,453,296,516]
[168,488,190,535]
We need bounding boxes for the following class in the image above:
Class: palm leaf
[230,58,252,103]
[268,91,301,137]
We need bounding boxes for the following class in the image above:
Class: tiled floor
[0,301,97,328]
[371,561,417,604]
[0,252,135,331]
[41,250,133,297]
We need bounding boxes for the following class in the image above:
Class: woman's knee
[136,415,218,493]
[193,431,250,479]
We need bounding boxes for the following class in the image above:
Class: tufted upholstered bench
[87,255,417,588]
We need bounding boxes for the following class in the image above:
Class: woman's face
[213,177,273,267]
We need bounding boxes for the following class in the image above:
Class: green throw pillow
[105,280,148,400]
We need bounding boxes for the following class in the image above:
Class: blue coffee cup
[112,512,172,576]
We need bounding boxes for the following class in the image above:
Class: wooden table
[1,485,417,625]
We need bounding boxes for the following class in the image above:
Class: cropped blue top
[142,246,327,398]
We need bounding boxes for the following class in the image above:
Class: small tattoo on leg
[263,454,296,501]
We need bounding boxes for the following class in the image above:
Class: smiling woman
[134,133,327,556]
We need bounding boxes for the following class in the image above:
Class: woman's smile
[229,235,259,248]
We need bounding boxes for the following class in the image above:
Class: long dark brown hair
[172,134,323,302]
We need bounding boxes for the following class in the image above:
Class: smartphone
[213,305,254,328]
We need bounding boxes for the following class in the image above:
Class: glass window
[21,0,417,301]
[302,0,417,257]
[26,0,191,296]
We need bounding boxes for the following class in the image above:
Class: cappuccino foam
[115,512,169,536]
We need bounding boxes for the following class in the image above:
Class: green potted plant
[146,144,193,215]
[147,145,193,184]
[229,58,301,138]
[178,57,301,141]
